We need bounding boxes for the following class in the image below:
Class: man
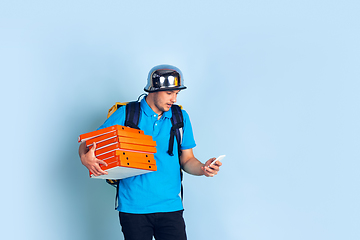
[79,64,222,240]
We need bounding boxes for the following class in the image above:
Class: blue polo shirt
[98,98,196,214]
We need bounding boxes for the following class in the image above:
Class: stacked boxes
[78,125,157,179]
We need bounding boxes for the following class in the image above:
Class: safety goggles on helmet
[144,65,187,92]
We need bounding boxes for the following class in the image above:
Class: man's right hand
[79,142,108,176]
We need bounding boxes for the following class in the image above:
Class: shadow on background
[53,101,125,240]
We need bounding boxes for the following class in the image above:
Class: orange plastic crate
[95,142,157,156]
[90,155,157,179]
[79,125,158,179]
[97,150,156,165]
[88,135,156,150]
[79,125,144,142]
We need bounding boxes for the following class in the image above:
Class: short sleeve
[180,109,196,150]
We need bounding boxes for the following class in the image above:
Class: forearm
[181,157,205,176]
[180,148,220,177]
[78,141,88,162]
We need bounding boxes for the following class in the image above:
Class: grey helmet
[144,64,187,92]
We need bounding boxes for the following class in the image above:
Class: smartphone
[209,155,225,166]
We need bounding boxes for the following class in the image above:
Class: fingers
[98,159,108,167]
[205,158,216,166]
[92,158,109,176]
[202,157,222,177]
[202,165,218,177]
[85,143,109,176]
[89,142,97,153]
[90,160,108,176]
[211,161,222,168]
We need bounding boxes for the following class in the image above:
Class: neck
[157,112,163,120]
[145,93,163,115]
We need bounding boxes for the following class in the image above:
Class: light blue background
[1,1,359,239]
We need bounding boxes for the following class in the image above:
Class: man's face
[153,90,180,113]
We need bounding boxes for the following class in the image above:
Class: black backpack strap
[105,179,119,187]
[168,105,184,156]
[125,101,141,129]
[168,105,185,199]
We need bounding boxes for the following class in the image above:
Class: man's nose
[171,93,177,103]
